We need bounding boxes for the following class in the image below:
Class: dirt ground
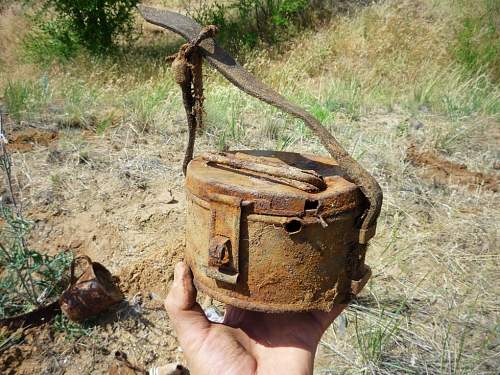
[406,145,498,192]
[1,118,193,374]
[1,111,499,374]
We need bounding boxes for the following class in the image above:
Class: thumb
[165,262,211,350]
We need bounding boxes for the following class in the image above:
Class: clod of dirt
[6,128,58,152]
[46,149,68,164]
[406,145,498,192]
[0,346,24,375]
[119,246,183,297]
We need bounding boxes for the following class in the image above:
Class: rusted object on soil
[186,151,373,312]
[60,256,123,322]
[138,6,383,238]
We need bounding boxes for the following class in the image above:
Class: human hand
[165,262,346,375]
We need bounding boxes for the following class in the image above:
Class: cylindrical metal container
[185,150,374,312]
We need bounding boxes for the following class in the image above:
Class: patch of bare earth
[2,120,194,374]
[2,109,498,374]
[406,144,499,192]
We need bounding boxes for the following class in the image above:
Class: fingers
[165,262,197,311]
[312,304,347,331]
[223,305,248,327]
[165,262,211,349]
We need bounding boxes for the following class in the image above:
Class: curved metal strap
[138,5,382,243]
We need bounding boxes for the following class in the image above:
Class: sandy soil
[2,119,192,374]
[1,113,498,374]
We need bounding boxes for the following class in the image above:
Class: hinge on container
[205,192,242,284]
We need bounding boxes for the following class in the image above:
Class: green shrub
[44,0,139,53]
[22,18,80,66]
[190,0,312,50]
[0,205,72,318]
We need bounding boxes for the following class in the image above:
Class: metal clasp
[205,193,241,284]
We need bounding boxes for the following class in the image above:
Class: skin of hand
[165,262,346,375]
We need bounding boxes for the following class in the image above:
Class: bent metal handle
[138,5,383,244]
[201,152,327,193]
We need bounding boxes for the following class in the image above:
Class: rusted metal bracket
[205,193,242,284]
[350,265,372,296]
[358,225,377,244]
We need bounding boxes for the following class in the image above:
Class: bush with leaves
[22,18,81,66]
[0,117,72,319]
[42,0,139,53]
[0,204,72,318]
[189,0,312,51]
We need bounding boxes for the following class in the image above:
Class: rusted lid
[186,150,366,217]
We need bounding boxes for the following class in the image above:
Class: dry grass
[0,0,499,374]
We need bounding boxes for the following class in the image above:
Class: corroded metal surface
[186,150,365,218]
[201,152,327,192]
[185,151,372,312]
[60,256,123,322]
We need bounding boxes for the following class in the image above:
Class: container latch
[205,193,242,284]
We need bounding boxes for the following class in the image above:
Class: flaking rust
[185,151,372,312]
[139,6,383,312]
[60,256,123,322]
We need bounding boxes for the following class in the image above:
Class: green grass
[453,0,499,81]
[3,76,52,123]
[3,80,30,122]
[0,204,73,319]
[0,0,499,372]
[52,314,92,341]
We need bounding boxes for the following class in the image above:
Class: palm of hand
[166,262,345,375]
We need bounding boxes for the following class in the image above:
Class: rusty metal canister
[185,150,374,312]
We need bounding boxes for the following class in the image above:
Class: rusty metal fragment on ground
[60,256,123,322]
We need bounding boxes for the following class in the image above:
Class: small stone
[408,117,424,130]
